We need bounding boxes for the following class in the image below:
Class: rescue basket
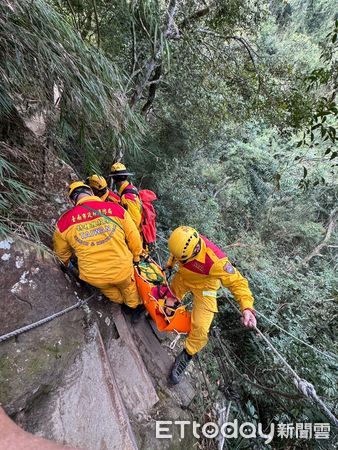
[134,259,191,333]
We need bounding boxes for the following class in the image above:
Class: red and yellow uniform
[118,181,142,232]
[86,175,120,204]
[169,235,254,355]
[102,189,121,204]
[53,195,142,307]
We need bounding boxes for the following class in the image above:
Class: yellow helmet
[110,162,133,177]
[168,226,201,262]
[86,174,107,191]
[68,181,91,199]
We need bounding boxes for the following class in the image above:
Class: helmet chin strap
[73,193,81,205]
[71,188,92,204]
[181,237,202,263]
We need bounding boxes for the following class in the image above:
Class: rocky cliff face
[0,123,197,449]
[0,236,196,449]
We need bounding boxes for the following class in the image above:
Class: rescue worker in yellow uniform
[86,174,120,203]
[53,182,143,319]
[109,163,142,233]
[166,226,257,384]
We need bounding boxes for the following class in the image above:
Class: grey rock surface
[0,237,196,449]
[22,324,138,450]
[0,238,85,415]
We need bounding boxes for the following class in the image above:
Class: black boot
[169,349,193,385]
[130,304,145,324]
[121,303,133,315]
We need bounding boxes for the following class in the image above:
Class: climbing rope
[0,293,96,343]
[255,309,336,361]
[155,249,163,268]
[212,329,303,401]
[196,353,214,401]
[219,290,336,361]
[156,233,170,255]
[81,204,124,231]
[254,326,338,427]
[226,298,338,427]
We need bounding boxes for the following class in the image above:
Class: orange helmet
[168,226,201,262]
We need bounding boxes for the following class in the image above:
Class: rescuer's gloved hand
[165,254,175,268]
[133,252,141,264]
[165,266,173,278]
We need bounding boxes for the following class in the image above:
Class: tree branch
[196,28,260,86]
[164,0,179,39]
[129,0,179,109]
[80,6,94,41]
[223,242,257,249]
[141,64,162,116]
[301,208,338,266]
[92,0,100,48]
[131,19,138,76]
[179,4,214,30]
[65,0,79,30]
[197,28,258,61]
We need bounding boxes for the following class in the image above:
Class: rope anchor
[226,298,338,427]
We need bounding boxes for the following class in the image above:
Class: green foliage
[296,18,338,188]
[0,0,145,172]
[0,154,47,239]
[147,117,337,446]
[1,0,337,446]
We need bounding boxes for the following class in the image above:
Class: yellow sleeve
[211,259,254,311]
[53,228,72,265]
[166,254,177,269]
[122,210,142,261]
[121,196,142,231]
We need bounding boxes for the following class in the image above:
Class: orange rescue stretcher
[134,259,191,334]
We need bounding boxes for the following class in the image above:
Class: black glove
[163,266,172,278]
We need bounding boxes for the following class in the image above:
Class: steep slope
[0,124,196,449]
[0,236,197,449]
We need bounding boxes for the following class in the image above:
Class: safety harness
[134,258,191,333]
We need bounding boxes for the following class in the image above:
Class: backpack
[122,187,157,244]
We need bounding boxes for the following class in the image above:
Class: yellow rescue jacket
[118,181,142,232]
[53,195,142,284]
[167,235,254,311]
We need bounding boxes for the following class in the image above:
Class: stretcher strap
[169,330,182,349]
